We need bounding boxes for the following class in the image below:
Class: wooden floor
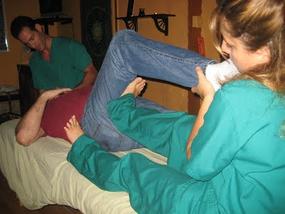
[0,171,82,214]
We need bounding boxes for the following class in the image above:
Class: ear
[256,45,271,64]
[35,23,44,33]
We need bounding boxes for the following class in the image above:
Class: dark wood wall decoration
[0,0,8,52]
[116,0,175,36]
[80,0,113,70]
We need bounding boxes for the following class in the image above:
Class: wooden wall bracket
[117,13,175,36]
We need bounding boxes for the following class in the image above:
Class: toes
[72,115,79,127]
[132,77,144,86]
[136,80,146,94]
[68,118,73,126]
[66,122,71,129]
[138,81,146,89]
[71,115,76,123]
[68,115,76,127]
[134,77,143,83]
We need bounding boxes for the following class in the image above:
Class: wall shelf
[35,16,72,34]
[117,13,175,36]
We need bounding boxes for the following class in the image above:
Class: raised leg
[82,30,212,151]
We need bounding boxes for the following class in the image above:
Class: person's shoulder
[217,80,280,111]
[221,80,270,99]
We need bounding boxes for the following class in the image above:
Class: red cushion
[41,86,92,141]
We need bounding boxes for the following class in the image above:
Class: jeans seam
[125,32,210,65]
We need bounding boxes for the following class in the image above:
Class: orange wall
[116,0,189,48]
[0,0,39,87]
[201,0,219,60]
[115,0,190,112]
[0,0,81,87]
[62,0,81,41]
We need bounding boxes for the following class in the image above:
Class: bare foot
[121,77,146,97]
[64,115,84,144]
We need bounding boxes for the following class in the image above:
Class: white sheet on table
[0,119,167,214]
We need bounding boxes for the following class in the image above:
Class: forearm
[75,64,97,89]
[186,95,214,158]
[15,95,47,145]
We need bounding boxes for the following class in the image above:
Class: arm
[186,67,215,159]
[68,39,97,90]
[16,88,71,146]
[74,64,97,90]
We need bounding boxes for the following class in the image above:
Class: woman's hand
[191,66,215,100]
[186,67,215,159]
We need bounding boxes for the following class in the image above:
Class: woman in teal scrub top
[65,0,285,213]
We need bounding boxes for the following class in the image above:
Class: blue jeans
[81,30,212,151]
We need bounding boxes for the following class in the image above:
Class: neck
[40,35,52,61]
[41,35,52,54]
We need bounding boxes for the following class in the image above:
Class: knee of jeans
[111,29,135,48]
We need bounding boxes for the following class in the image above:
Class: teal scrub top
[182,80,285,213]
[68,80,285,213]
[29,37,92,90]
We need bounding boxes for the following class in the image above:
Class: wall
[0,0,81,87]
[201,0,219,60]
[115,0,190,112]
[0,0,38,87]
[62,0,81,41]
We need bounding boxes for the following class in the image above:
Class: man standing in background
[10,16,96,92]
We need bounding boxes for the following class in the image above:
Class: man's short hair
[10,16,36,39]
